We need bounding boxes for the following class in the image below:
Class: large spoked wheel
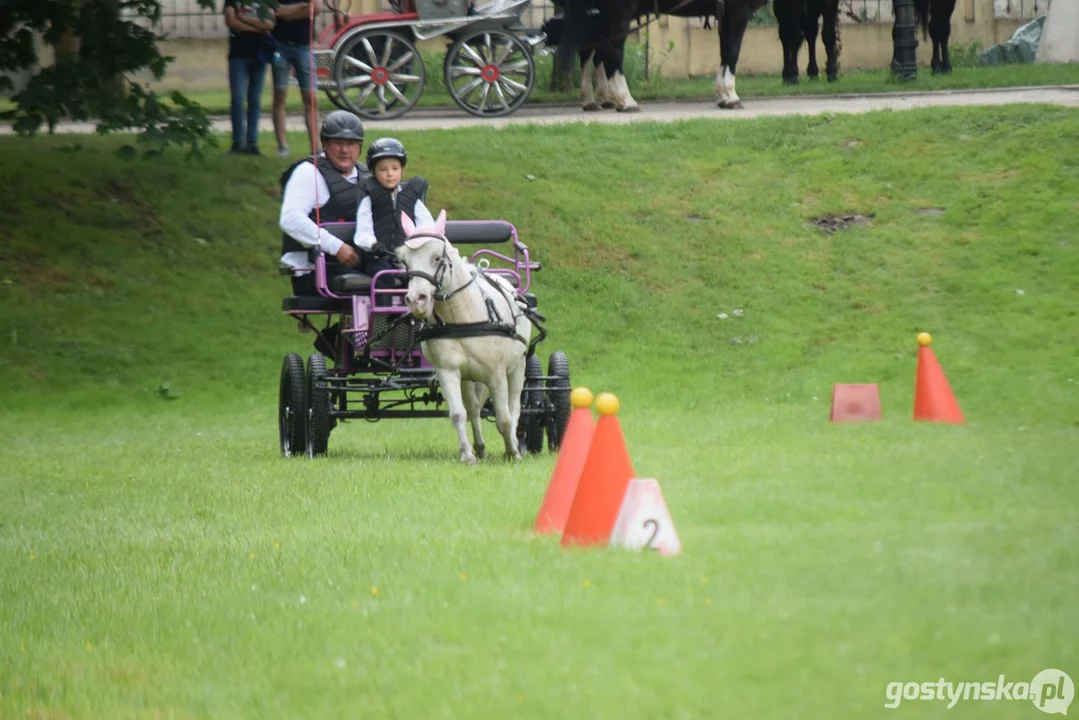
[306,353,332,458]
[545,351,571,451]
[323,84,351,112]
[279,353,308,458]
[443,29,535,118]
[332,30,425,121]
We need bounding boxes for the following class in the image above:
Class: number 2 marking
[643,519,660,549]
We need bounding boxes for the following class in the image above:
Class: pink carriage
[308,0,547,120]
[278,219,572,458]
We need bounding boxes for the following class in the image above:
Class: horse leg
[608,39,639,113]
[774,0,805,85]
[437,369,477,465]
[580,50,600,111]
[932,0,955,74]
[715,3,755,109]
[463,380,488,460]
[595,59,616,109]
[485,374,520,461]
[890,0,899,73]
[822,0,840,81]
[506,356,526,456]
[804,0,821,80]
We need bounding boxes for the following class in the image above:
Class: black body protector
[365,176,429,250]
[280,155,369,260]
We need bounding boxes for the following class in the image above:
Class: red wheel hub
[481,64,500,83]
[371,67,389,85]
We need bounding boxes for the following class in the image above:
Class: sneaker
[228,144,245,155]
[277,145,290,157]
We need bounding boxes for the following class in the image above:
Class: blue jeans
[271,43,315,94]
[228,56,268,149]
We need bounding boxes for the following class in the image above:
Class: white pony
[395,210,532,464]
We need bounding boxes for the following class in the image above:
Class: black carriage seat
[320,218,514,248]
[444,220,514,245]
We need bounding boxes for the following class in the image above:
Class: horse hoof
[460,452,478,465]
[601,101,616,109]
[474,446,485,460]
[828,74,838,83]
[718,100,744,110]
[616,105,640,113]
[583,103,601,112]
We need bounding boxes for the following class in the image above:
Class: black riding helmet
[366,138,407,172]
[320,110,365,145]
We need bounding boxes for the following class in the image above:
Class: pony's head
[395,209,456,320]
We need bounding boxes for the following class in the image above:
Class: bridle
[401,232,481,303]
[400,232,547,353]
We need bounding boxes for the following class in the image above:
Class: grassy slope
[1,106,1078,719]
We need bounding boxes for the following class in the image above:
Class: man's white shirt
[278,161,360,276]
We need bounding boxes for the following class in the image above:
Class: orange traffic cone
[913,332,965,424]
[561,392,636,548]
[534,388,596,534]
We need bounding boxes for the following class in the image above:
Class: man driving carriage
[279,109,370,297]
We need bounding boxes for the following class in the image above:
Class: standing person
[223,0,274,155]
[271,0,321,157]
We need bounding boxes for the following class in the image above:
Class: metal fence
[150,0,558,40]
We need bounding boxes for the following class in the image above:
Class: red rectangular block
[830,383,882,423]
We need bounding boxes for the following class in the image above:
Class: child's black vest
[365,176,429,250]
[279,155,369,259]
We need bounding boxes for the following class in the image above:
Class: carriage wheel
[324,85,351,112]
[306,353,332,457]
[517,354,545,455]
[545,351,571,451]
[279,352,308,458]
[444,29,535,118]
[332,30,425,121]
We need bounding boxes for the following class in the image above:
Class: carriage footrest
[283,295,346,313]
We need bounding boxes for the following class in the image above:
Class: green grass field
[1,104,1078,718]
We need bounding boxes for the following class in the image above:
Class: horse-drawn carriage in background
[308,0,548,120]
[278,219,572,459]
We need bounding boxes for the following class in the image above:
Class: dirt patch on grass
[97,179,141,207]
[808,213,874,233]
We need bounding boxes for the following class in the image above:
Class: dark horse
[544,0,768,111]
[773,0,841,84]
[892,0,959,74]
